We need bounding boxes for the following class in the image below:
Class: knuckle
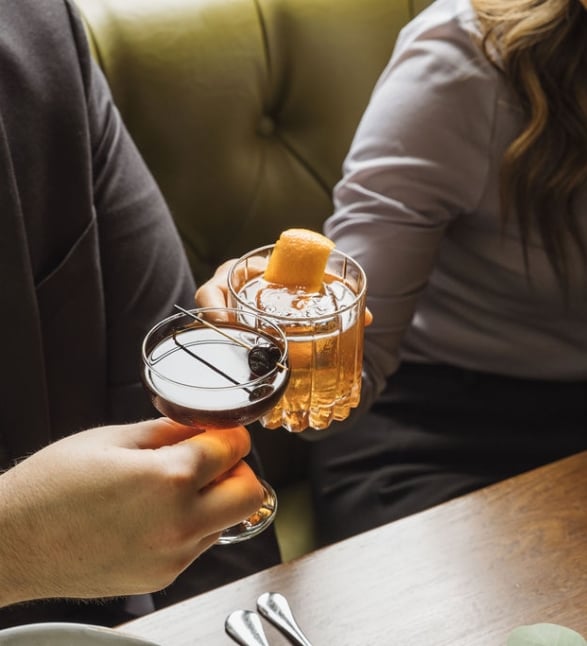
[162,452,201,490]
[194,284,207,303]
[221,427,250,463]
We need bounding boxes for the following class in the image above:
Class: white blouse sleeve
[325,10,497,408]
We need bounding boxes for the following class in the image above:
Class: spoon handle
[225,609,270,646]
[257,592,313,646]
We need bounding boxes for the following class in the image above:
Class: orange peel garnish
[263,228,335,292]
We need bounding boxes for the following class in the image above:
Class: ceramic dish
[0,622,159,645]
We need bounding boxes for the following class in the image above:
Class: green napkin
[508,623,586,646]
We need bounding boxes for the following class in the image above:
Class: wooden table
[119,451,587,645]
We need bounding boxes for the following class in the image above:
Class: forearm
[0,467,45,607]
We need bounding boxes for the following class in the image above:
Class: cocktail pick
[173,304,286,372]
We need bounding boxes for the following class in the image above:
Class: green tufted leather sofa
[74,0,431,561]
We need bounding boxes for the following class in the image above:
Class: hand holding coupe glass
[0,420,260,608]
[142,306,289,543]
[143,229,367,542]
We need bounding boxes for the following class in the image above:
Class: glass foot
[216,479,278,544]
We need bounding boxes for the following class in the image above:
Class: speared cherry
[248,343,281,377]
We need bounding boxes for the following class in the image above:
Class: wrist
[0,467,43,607]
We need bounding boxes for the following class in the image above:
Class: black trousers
[310,362,587,547]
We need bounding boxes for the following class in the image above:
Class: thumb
[122,418,204,450]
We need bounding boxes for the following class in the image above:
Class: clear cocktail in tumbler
[228,232,366,432]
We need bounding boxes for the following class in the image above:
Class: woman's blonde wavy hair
[471,0,587,289]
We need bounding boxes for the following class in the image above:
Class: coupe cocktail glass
[141,306,289,543]
[228,246,366,432]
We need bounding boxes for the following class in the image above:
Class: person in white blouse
[196,0,587,546]
[307,0,587,544]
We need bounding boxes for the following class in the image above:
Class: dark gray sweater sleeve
[69,0,196,422]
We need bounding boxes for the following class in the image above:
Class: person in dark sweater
[0,0,280,628]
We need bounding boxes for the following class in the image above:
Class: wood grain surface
[119,451,587,645]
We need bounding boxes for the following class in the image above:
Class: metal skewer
[173,304,286,370]
[171,334,244,388]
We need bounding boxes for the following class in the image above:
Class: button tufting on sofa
[257,115,276,137]
[74,0,430,563]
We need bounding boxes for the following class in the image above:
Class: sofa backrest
[75,0,425,284]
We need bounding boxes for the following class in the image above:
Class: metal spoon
[257,592,313,646]
[225,609,270,646]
